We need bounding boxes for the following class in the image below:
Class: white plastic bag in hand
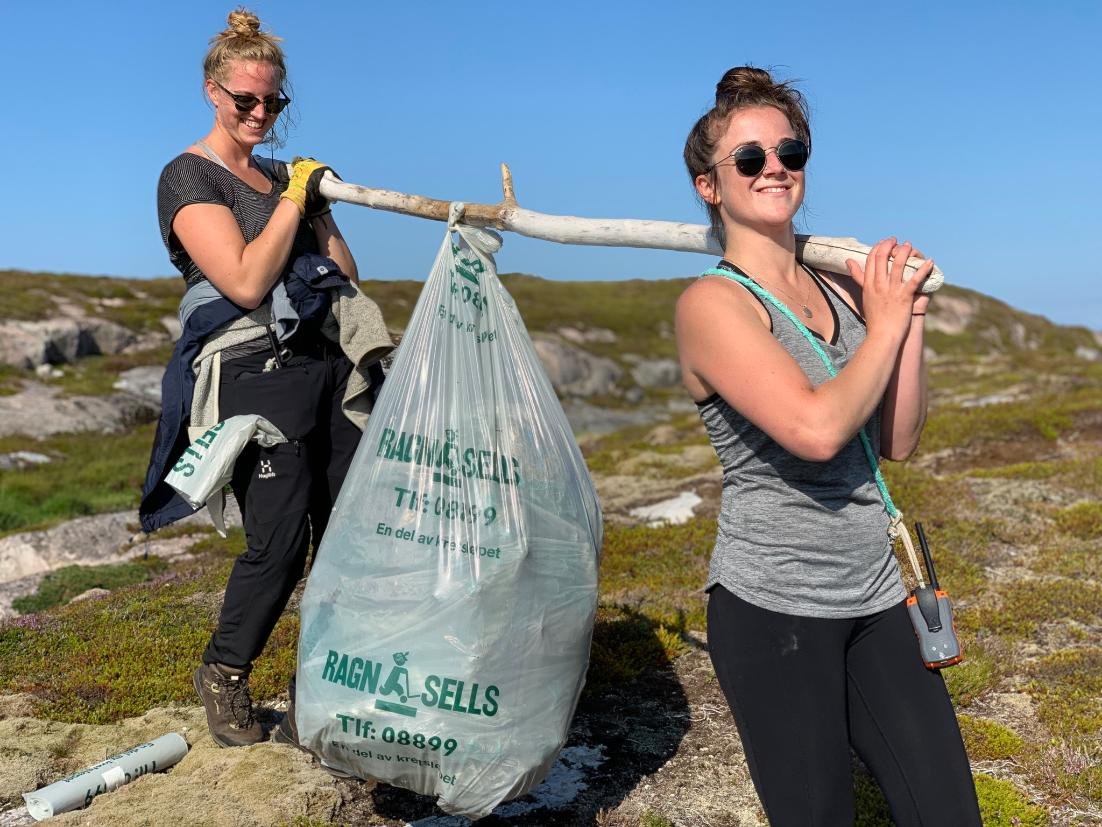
[165,414,286,535]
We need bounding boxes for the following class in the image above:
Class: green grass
[49,345,175,396]
[0,518,711,722]
[921,395,1086,454]
[1026,649,1102,740]
[943,641,1004,706]
[581,414,714,477]
[968,580,1102,639]
[0,364,25,396]
[0,270,182,326]
[853,772,893,826]
[958,715,1025,761]
[1032,539,1102,580]
[0,424,155,535]
[638,811,674,827]
[973,774,1050,826]
[597,517,713,631]
[0,529,298,723]
[1054,501,1102,539]
[12,557,170,613]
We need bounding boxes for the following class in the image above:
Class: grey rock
[33,364,62,379]
[83,317,137,355]
[1075,346,1099,362]
[0,501,242,617]
[0,317,136,368]
[0,512,139,584]
[0,451,51,471]
[122,330,173,355]
[0,382,159,439]
[561,400,662,438]
[556,326,617,344]
[630,358,681,389]
[1009,320,1030,349]
[960,391,1026,408]
[160,314,183,342]
[533,336,622,397]
[69,587,111,603]
[0,319,81,368]
[925,296,975,335]
[114,366,165,404]
[0,572,45,620]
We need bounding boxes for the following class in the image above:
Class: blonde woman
[142,8,370,749]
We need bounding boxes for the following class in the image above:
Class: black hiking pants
[707,585,982,827]
[202,337,362,668]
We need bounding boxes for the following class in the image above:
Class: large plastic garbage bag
[295,205,603,819]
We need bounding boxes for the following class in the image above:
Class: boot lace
[220,673,256,729]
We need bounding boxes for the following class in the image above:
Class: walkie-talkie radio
[905,522,963,669]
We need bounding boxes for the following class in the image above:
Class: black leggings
[707,586,981,826]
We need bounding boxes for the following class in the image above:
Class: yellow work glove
[279,156,332,218]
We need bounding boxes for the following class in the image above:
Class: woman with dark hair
[142,7,390,749]
[675,66,981,825]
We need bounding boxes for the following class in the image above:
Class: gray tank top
[697,264,905,618]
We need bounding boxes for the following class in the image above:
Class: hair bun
[716,66,775,103]
[226,7,261,38]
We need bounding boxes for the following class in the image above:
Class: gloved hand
[279,156,339,218]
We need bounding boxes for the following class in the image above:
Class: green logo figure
[375,652,418,718]
[380,652,411,702]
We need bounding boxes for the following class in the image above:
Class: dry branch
[319,164,943,292]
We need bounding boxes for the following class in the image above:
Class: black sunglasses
[214,80,290,115]
[708,138,809,177]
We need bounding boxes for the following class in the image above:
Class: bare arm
[172,198,302,309]
[877,248,931,459]
[677,238,933,462]
[311,212,358,283]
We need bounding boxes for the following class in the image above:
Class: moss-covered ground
[0,424,155,535]
[1,269,1099,821]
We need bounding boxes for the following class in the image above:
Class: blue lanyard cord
[700,267,901,521]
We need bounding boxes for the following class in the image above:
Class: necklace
[767,265,816,319]
[718,260,818,319]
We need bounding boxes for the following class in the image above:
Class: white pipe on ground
[22,733,188,820]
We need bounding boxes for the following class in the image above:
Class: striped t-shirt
[156,153,316,286]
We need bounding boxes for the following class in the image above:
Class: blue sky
[2,1,1099,329]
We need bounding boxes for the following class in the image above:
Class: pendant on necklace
[801,305,814,319]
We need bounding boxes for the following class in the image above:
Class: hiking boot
[273,677,353,778]
[193,662,265,748]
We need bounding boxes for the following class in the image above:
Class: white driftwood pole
[319,164,943,292]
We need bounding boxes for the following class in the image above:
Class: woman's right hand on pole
[845,238,934,340]
[280,157,333,218]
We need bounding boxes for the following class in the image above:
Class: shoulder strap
[195,140,229,171]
